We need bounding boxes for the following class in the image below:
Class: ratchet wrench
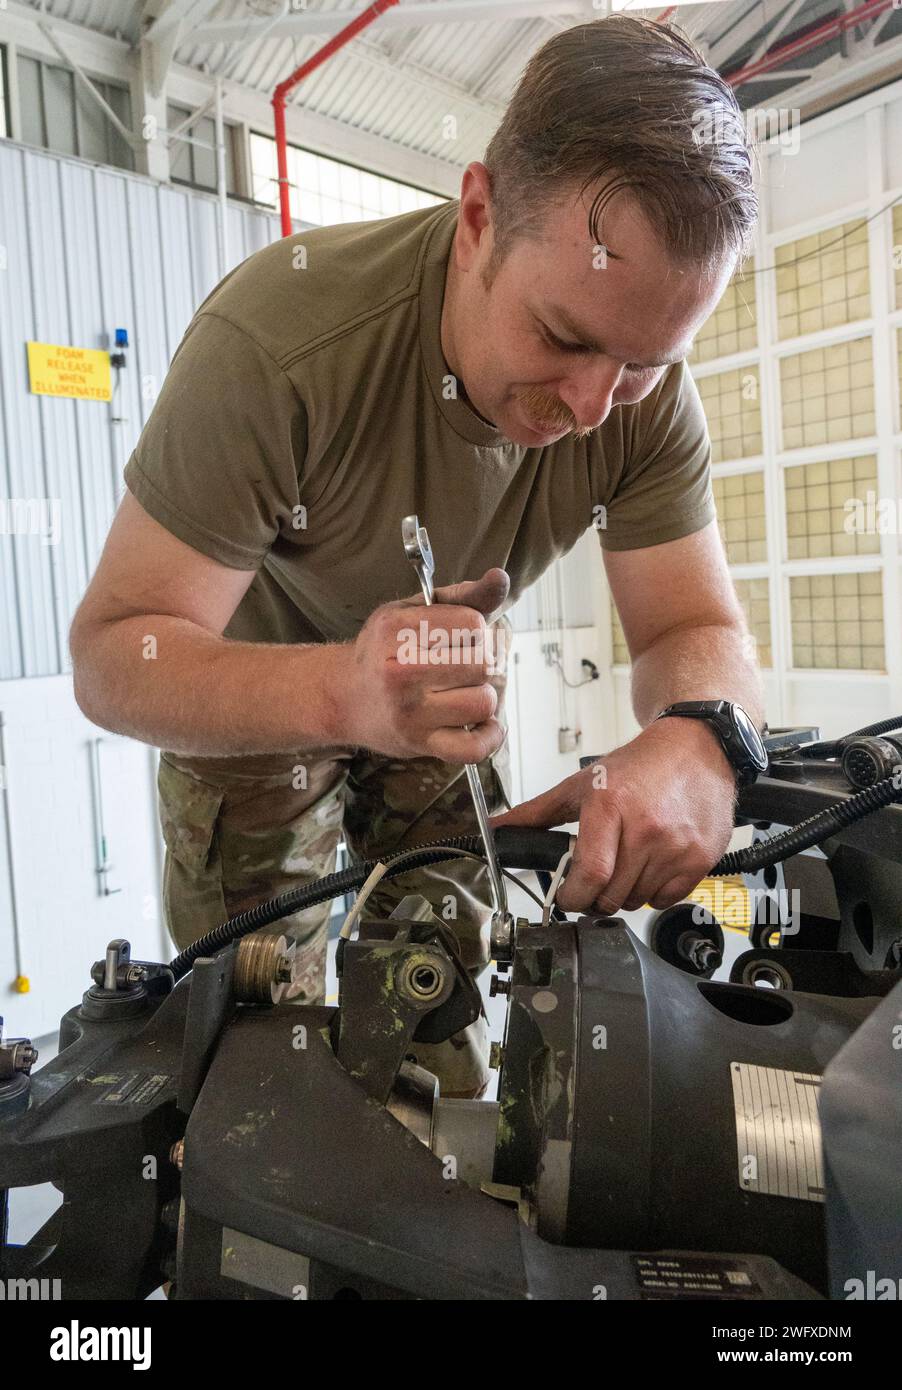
[401,515,512,942]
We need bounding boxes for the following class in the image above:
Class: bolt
[125,965,147,984]
[12,1042,38,1073]
[689,941,722,973]
[489,1042,504,1070]
[489,975,511,998]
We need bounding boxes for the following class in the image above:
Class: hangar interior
[0,0,900,1310]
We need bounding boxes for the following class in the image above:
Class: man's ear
[455,163,494,272]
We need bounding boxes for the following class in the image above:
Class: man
[70,17,764,1099]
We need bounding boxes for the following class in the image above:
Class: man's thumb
[434,567,510,618]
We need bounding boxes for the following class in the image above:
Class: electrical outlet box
[558,727,581,754]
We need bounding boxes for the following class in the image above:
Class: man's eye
[625,363,658,377]
[543,328,588,355]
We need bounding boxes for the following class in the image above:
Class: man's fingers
[647,873,704,911]
[592,847,652,916]
[556,812,621,911]
[433,568,510,618]
[425,719,505,764]
[426,683,498,728]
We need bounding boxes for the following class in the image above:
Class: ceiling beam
[193,0,593,46]
[744,26,902,115]
[705,0,794,68]
[142,0,222,46]
[140,0,224,96]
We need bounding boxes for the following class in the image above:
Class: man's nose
[557,361,623,432]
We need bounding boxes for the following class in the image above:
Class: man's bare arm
[604,520,764,731]
[494,521,764,912]
[70,492,508,761]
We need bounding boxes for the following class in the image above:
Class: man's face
[444,169,735,447]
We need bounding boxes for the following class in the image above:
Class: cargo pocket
[158,756,224,873]
[158,756,228,951]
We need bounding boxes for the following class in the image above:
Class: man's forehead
[545,302,695,367]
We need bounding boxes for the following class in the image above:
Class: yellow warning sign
[26,341,112,402]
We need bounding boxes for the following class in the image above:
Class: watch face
[732,705,768,771]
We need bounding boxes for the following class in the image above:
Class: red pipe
[272,0,401,235]
[657,7,677,22]
[725,0,892,88]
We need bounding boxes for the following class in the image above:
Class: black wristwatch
[654,700,768,787]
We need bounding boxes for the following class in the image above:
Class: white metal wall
[0,136,280,680]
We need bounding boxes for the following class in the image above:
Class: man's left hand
[490,717,737,914]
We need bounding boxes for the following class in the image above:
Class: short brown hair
[483,16,757,270]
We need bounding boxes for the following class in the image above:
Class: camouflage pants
[158,650,512,1100]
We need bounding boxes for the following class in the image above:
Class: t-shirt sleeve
[123,311,305,570]
[596,358,716,552]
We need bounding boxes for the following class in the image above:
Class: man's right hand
[71,492,512,761]
[335,568,511,762]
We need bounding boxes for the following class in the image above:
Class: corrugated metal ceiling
[13,0,902,173]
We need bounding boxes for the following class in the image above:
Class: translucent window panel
[169,104,238,192]
[192,115,217,191]
[775,219,869,339]
[712,470,766,563]
[249,133,444,225]
[696,367,762,463]
[167,104,193,184]
[784,455,880,560]
[780,338,874,450]
[733,577,772,668]
[77,78,110,164]
[790,571,884,670]
[339,161,361,208]
[690,259,757,364]
[18,55,45,148]
[42,62,77,157]
[610,601,629,665]
[76,78,134,172]
[250,129,277,204]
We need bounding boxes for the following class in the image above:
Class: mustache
[516,386,598,440]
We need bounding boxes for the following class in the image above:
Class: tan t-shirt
[124,199,715,650]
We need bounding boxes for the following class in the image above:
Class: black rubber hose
[798,713,902,759]
[169,769,899,980]
[169,827,572,979]
[711,774,898,876]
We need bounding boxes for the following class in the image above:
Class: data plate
[730,1062,824,1202]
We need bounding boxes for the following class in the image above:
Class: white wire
[541,848,573,927]
[339,861,388,939]
[339,846,549,940]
